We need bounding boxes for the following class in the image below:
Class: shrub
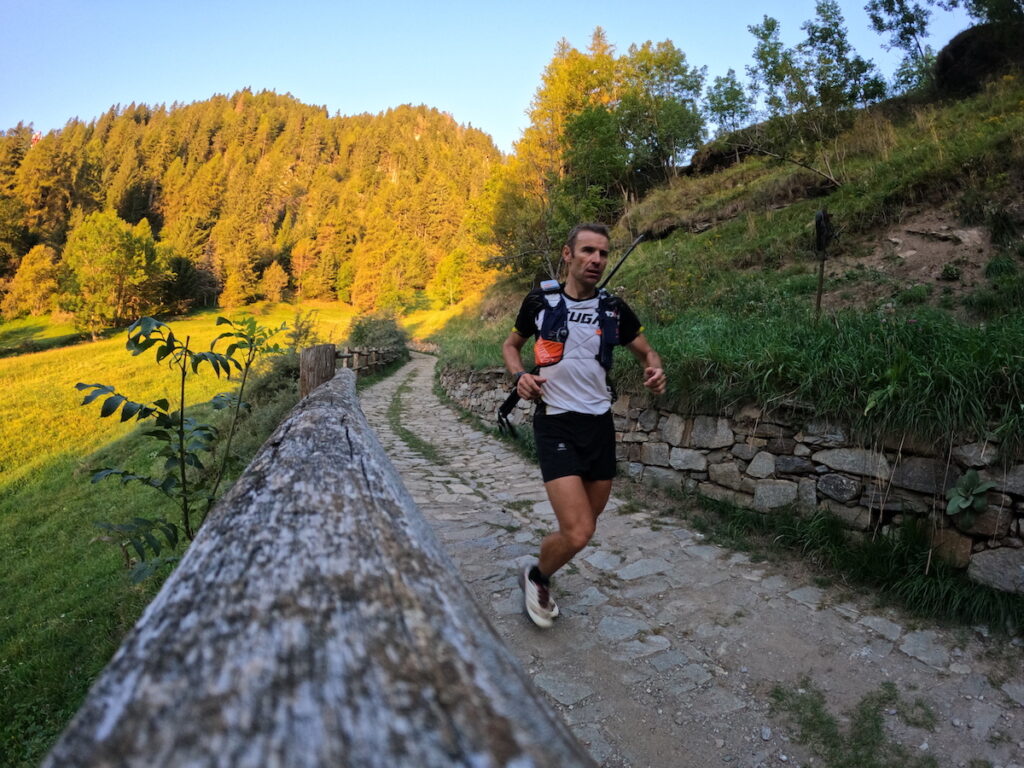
[346,311,408,353]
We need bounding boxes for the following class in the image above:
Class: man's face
[563,230,610,291]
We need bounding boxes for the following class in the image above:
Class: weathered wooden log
[299,343,337,397]
[43,369,593,768]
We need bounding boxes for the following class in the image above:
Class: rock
[859,487,903,513]
[691,416,734,449]
[641,442,671,467]
[967,548,1024,594]
[775,456,815,475]
[670,448,707,472]
[645,467,685,491]
[821,500,873,531]
[983,464,1024,496]
[813,449,891,480]
[801,421,847,447]
[818,473,861,503]
[899,630,950,669]
[766,438,797,455]
[931,527,973,568]
[698,482,755,509]
[794,444,812,457]
[858,616,903,641]
[798,478,818,510]
[890,457,955,494]
[953,505,1013,539]
[662,414,688,446]
[746,452,776,479]
[710,462,745,491]
[753,480,798,511]
[731,444,760,461]
[953,442,998,468]
[638,408,660,431]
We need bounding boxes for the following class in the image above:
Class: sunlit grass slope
[0,301,351,766]
[0,302,353,493]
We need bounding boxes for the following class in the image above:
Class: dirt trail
[359,352,1024,768]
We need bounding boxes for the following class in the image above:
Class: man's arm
[625,334,666,395]
[502,331,546,400]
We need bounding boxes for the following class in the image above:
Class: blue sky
[1,0,972,154]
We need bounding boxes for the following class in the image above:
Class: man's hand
[643,366,666,395]
[517,372,547,400]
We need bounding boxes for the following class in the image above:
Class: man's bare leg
[538,476,613,576]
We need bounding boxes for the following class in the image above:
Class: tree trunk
[299,343,336,397]
[43,370,593,768]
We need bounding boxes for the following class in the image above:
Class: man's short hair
[566,222,610,252]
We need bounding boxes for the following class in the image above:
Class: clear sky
[1,0,973,154]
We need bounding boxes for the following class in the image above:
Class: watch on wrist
[514,371,528,384]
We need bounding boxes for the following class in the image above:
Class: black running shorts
[533,406,616,483]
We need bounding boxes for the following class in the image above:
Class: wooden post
[299,343,336,397]
[42,371,594,768]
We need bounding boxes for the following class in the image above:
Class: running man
[502,222,667,628]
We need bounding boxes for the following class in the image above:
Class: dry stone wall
[438,366,1024,595]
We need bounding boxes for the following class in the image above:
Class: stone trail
[358,352,1024,768]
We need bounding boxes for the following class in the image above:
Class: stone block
[731,444,760,461]
[775,456,815,475]
[698,482,754,509]
[953,505,1014,539]
[801,421,847,447]
[709,462,744,491]
[753,479,798,511]
[952,442,997,468]
[746,451,776,479]
[621,431,648,443]
[645,467,685,492]
[615,444,628,461]
[627,463,644,481]
[821,499,873,531]
[613,416,630,431]
[767,437,797,455]
[611,396,631,416]
[737,404,763,422]
[641,441,671,467]
[628,444,642,462]
[818,473,861,503]
[794,443,812,457]
[930,527,973,568]
[813,448,891,480]
[752,422,793,439]
[669,448,707,472]
[691,416,734,449]
[638,408,660,431]
[662,414,689,446]
[798,478,818,510]
[983,464,1024,496]
[967,547,1024,594]
[860,486,903,513]
[890,456,955,494]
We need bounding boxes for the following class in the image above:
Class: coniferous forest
[0,91,502,334]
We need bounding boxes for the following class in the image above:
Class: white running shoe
[521,565,557,628]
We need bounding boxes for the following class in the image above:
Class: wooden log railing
[43,369,593,767]
[299,344,405,397]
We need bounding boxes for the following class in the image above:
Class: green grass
[0,314,88,357]
[0,303,353,767]
[770,678,939,768]
[386,371,446,464]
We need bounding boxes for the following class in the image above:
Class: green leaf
[128,536,146,562]
[216,316,233,326]
[120,401,143,422]
[142,532,162,556]
[80,385,114,405]
[99,395,126,418]
[152,398,170,412]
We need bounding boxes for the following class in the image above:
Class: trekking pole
[598,233,646,291]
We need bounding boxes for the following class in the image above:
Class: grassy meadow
[0,300,355,766]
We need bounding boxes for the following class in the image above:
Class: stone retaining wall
[438,365,1024,595]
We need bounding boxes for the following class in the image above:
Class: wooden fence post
[299,343,337,397]
[42,370,594,768]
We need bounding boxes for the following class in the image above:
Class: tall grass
[619,307,1024,458]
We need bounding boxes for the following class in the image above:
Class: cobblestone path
[359,352,1023,768]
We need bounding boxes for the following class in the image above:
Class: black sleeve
[512,290,543,337]
[617,300,642,346]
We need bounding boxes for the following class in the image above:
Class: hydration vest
[534,287,621,370]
